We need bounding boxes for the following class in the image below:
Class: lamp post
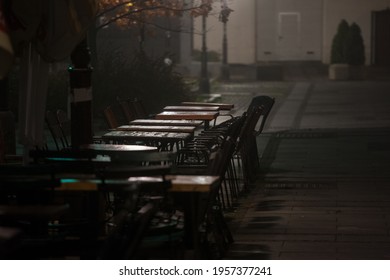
[199,13,210,93]
[219,0,233,81]
[68,38,93,147]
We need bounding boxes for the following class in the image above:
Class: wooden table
[60,175,219,192]
[163,106,219,112]
[126,175,219,192]
[129,175,219,257]
[59,175,220,258]
[101,130,192,151]
[181,102,234,110]
[130,119,203,127]
[116,125,197,134]
[79,143,157,161]
[155,111,219,129]
[180,102,234,125]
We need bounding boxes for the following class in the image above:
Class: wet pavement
[213,70,390,259]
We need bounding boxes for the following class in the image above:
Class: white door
[277,12,301,60]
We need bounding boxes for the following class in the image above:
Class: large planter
[329,64,366,80]
[329,64,349,80]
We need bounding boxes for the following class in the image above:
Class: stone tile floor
[215,78,390,260]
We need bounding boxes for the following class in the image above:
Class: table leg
[204,120,210,130]
[174,192,204,259]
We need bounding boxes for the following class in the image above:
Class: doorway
[277,12,301,60]
[372,9,390,66]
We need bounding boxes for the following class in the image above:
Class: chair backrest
[45,110,66,150]
[56,109,71,148]
[247,96,275,135]
[200,138,237,220]
[129,98,148,119]
[236,105,264,153]
[103,106,119,129]
[117,98,136,123]
[208,138,236,178]
[97,184,160,259]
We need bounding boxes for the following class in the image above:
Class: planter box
[328,64,349,80]
[329,64,366,80]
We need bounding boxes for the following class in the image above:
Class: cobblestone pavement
[217,76,390,260]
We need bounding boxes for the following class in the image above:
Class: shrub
[192,49,221,62]
[330,19,349,64]
[330,20,365,66]
[93,50,189,119]
[345,22,365,65]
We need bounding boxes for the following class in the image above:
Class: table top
[79,143,157,152]
[163,106,220,112]
[116,125,197,134]
[128,175,220,192]
[168,175,220,192]
[102,130,193,141]
[130,119,204,127]
[181,102,234,110]
[59,175,219,193]
[155,111,219,121]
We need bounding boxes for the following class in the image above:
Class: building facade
[193,0,390,65]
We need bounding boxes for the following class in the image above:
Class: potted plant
[329,19,350,80]
[345,22,366,79]
[329,20,366,80]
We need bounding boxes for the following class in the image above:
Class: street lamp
[219,0,233,81]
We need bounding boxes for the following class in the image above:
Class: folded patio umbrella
[34,0,98,62]
[9,0,98,163]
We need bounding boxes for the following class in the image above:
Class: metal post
[68,38,93,147]
[219,0,232,81]
[221,20,230,80]
[199,14,210,93]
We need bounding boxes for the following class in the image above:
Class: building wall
[256,0,323,62]
[323,0,390,64]
[192,0,390,65]
[193,0,256,64]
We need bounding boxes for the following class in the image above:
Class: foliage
[330,19,349,64]
[192,49,220,62]
[345,22,365,65]
[97,0,214,30]
[6,67,69,119]
[330,20,365,66]
[91,1,216,68]
[93,50,189,119]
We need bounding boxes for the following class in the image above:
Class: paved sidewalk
[214,76,390,259]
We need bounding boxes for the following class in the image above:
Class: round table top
[80,144,157,152]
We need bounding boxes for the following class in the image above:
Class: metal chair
[45,110,68,150]
[56,109,71,148]
[117,97,137,124]
[247,95,275,135]
[103,105,120,129]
